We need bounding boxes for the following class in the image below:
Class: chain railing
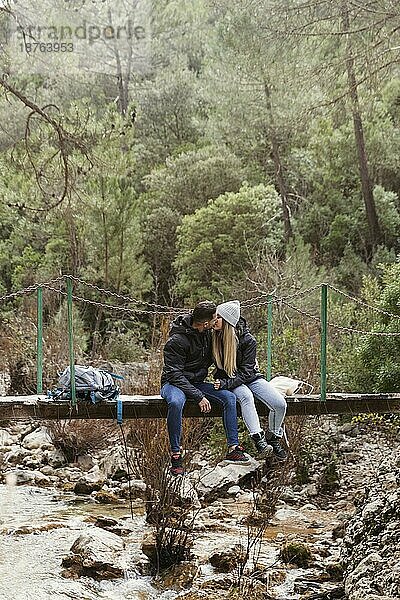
[1,274,399,402]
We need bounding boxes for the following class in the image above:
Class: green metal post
[266,294,273,381]
[320,283,328,402]
[36,287,43,394]
[66,277,76,406]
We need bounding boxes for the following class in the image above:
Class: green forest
[0,0,399,394]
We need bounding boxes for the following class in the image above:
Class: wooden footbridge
[1,392,400,421]
[1,276,399,422]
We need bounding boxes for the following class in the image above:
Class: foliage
[351,413,400,441]
[174,183,284,302]
[0,0,400,392]
[351,262,400,392]
[280,542,313,568]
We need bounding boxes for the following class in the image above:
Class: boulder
[77,454,95,471]
[44,448,67,468]
[161,561,199,590]
[209,544,244,572]
[119,479,147,500]
[22,427,53,450]
[4,446,31,465]
[190,456,260,499]
[74,479,102,495]
[0,429,15,447]
[99,446,135,480]
[342,449,400,600]
[9,468,51,486]
[61,527,125,580]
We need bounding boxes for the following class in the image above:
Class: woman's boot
[251,430,273,458]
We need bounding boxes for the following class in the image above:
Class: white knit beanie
[217,300,241,328]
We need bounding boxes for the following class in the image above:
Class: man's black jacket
[214,317,263,390]
[161,314,212,402]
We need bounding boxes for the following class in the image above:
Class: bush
[47,420,118,463]
[280,542,312,567]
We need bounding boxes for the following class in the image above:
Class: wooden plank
[0,393,399,420]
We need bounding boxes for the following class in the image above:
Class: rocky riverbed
[0,415,399,600]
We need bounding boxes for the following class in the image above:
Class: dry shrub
[46,419,119,463]
[138,314,170,395]
[234,416,309,592]
[127,416,206,573]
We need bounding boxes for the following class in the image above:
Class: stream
[0,483,175,600]
[0,481,344,600]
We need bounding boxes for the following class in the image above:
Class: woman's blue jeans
[161,382,239,453]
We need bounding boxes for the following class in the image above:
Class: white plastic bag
[269,376,314,397]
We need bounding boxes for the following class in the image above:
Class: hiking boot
[251,430,273,458]
[170,453,184,476]
[265,432,288,461]
[223,445,250,465]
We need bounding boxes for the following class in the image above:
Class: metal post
[320,283,328,402]
[66,277,76,406]
[36,287,43,394]
[266,294,273,381]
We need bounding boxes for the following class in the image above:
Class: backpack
[53,365,122,404]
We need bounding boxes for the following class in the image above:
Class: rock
[190,455,260,498]
[22,426,53,450]
[332,522,346,540]
[141,531,157,563]
[0,429,15,447]
[209,544,244,572]
[301,503,319,511]
[77,454,95,471]
[22,456,41,470]
[326,562,344,581]
[99,446,135,480]
[92,489,121,504]
[226,485,241,496]
[84,465,104,485]
[74,479,102,495]
[342,449,400,600]
[4,446,31,465]
[44,448,67,468]
[119,479,147,499]
[339,441,355,453]
[344,452,359,463]
[54,467,83,482]
[161,562,199,590]
[40,465,55,476]
[61,527,125,580]
[306,484,318,497]
[85,515,132,537]
[9,469,51,486]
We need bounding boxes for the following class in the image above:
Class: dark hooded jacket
[161,314,213,402]
[214,317,263,390]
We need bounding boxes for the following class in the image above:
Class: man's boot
[265,431,288,461]
[251,430,273,458]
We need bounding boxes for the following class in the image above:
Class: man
[161,300,250,475]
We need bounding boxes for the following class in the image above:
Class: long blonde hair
[212,320,238,377]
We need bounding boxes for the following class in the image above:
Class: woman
[212,300,287,461]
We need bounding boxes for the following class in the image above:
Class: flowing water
[0,482,341,600]
[0,483,176,600]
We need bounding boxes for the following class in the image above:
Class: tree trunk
[341,1,381,252]
[263,80,293,243]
